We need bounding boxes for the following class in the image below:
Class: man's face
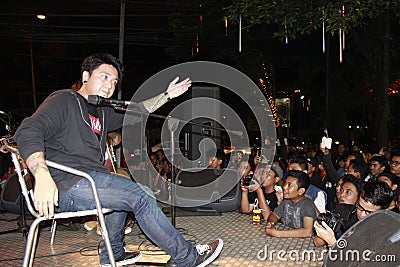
[370,161,384,176]
[254,167,265,180]
[356,197,381,221]
[208,157,221,169]
[283,176,301,199]
[345,164,360,179]
[288,163,302,172]
[162,161,171,173]
[83,64,119,98]
[390,156,400,176]
[338,182,358,205]
[345,155,356,169]
[261,167,276,188]
[238,161,251,178]
[338,144,346,154]
[150,154,158,167]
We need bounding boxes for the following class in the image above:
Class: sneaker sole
[100,251,142,267]
[196,239,224,267]
[84,223,97,231]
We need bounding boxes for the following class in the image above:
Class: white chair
[6,146,116,267]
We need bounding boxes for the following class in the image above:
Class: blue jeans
[58,171,197,266]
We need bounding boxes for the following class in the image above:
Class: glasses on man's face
[390,160,400,166]
[355,201,374,215]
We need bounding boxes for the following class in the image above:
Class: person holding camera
[314,180,393,248]
[240,163,281,220]
[313,174,364,247]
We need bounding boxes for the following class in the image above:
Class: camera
[317,211,344,234]
[243,176,252,186]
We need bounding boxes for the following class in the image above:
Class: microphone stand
[113,104,243,226]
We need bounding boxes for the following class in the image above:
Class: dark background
[1,0,399,149]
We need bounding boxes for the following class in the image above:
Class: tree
[225,0,400,147]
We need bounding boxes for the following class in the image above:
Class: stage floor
[0,208,326,266]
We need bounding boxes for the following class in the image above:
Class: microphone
[87,95,133,106]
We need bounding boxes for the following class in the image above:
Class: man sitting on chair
[14,53,223,267]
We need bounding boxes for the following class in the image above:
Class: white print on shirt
[89,114,101,135]
[284,204,301,228]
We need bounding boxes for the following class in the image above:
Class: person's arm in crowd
[266,216,314,238]
[314,221,337,248]
[239,181,252,214]
[322,148,340,185]
[255,187,272,219]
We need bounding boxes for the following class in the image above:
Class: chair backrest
[7,147,39,217]
[174,168,241,212]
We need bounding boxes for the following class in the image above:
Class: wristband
[164,92,171,101]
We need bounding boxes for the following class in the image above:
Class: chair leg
[23,219,41,267]
[50,220,57,246]
[97,212,116,267]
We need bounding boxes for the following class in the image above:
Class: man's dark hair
[287,170,310,192]
[360,181,393,209]
[391,150,400,159]
[376,170,400,197]
[345,150,363,161]
[81,53,124,82]
[289,158,308,172]
[370,155,389,170]
[349,159,368,179]
[341,174,364,196]
[377,172,399,190]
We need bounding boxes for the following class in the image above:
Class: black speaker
[174,168,240,212]
[325,210,400,267]
[1,173,23,214]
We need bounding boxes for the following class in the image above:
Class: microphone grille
[87,95,100,105]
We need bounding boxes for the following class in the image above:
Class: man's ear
[392,183,398,192]
[298,187,306,196]
[82,71,90,83]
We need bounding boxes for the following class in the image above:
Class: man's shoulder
[298,196,315,206]
[46,89,78,102]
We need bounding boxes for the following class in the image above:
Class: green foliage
[224,0,400,40]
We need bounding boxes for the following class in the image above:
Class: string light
[259,63,280,127]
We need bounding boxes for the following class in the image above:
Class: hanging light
[239,15,242,52]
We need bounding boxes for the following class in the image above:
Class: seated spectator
[377,172,399,213]
[288,158,327,213]
[265,170,316,238]
[314,180,393,247]
[240,164,281,220]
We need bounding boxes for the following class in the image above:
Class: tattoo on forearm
[143,93,169,113]
[27,152,49,175]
